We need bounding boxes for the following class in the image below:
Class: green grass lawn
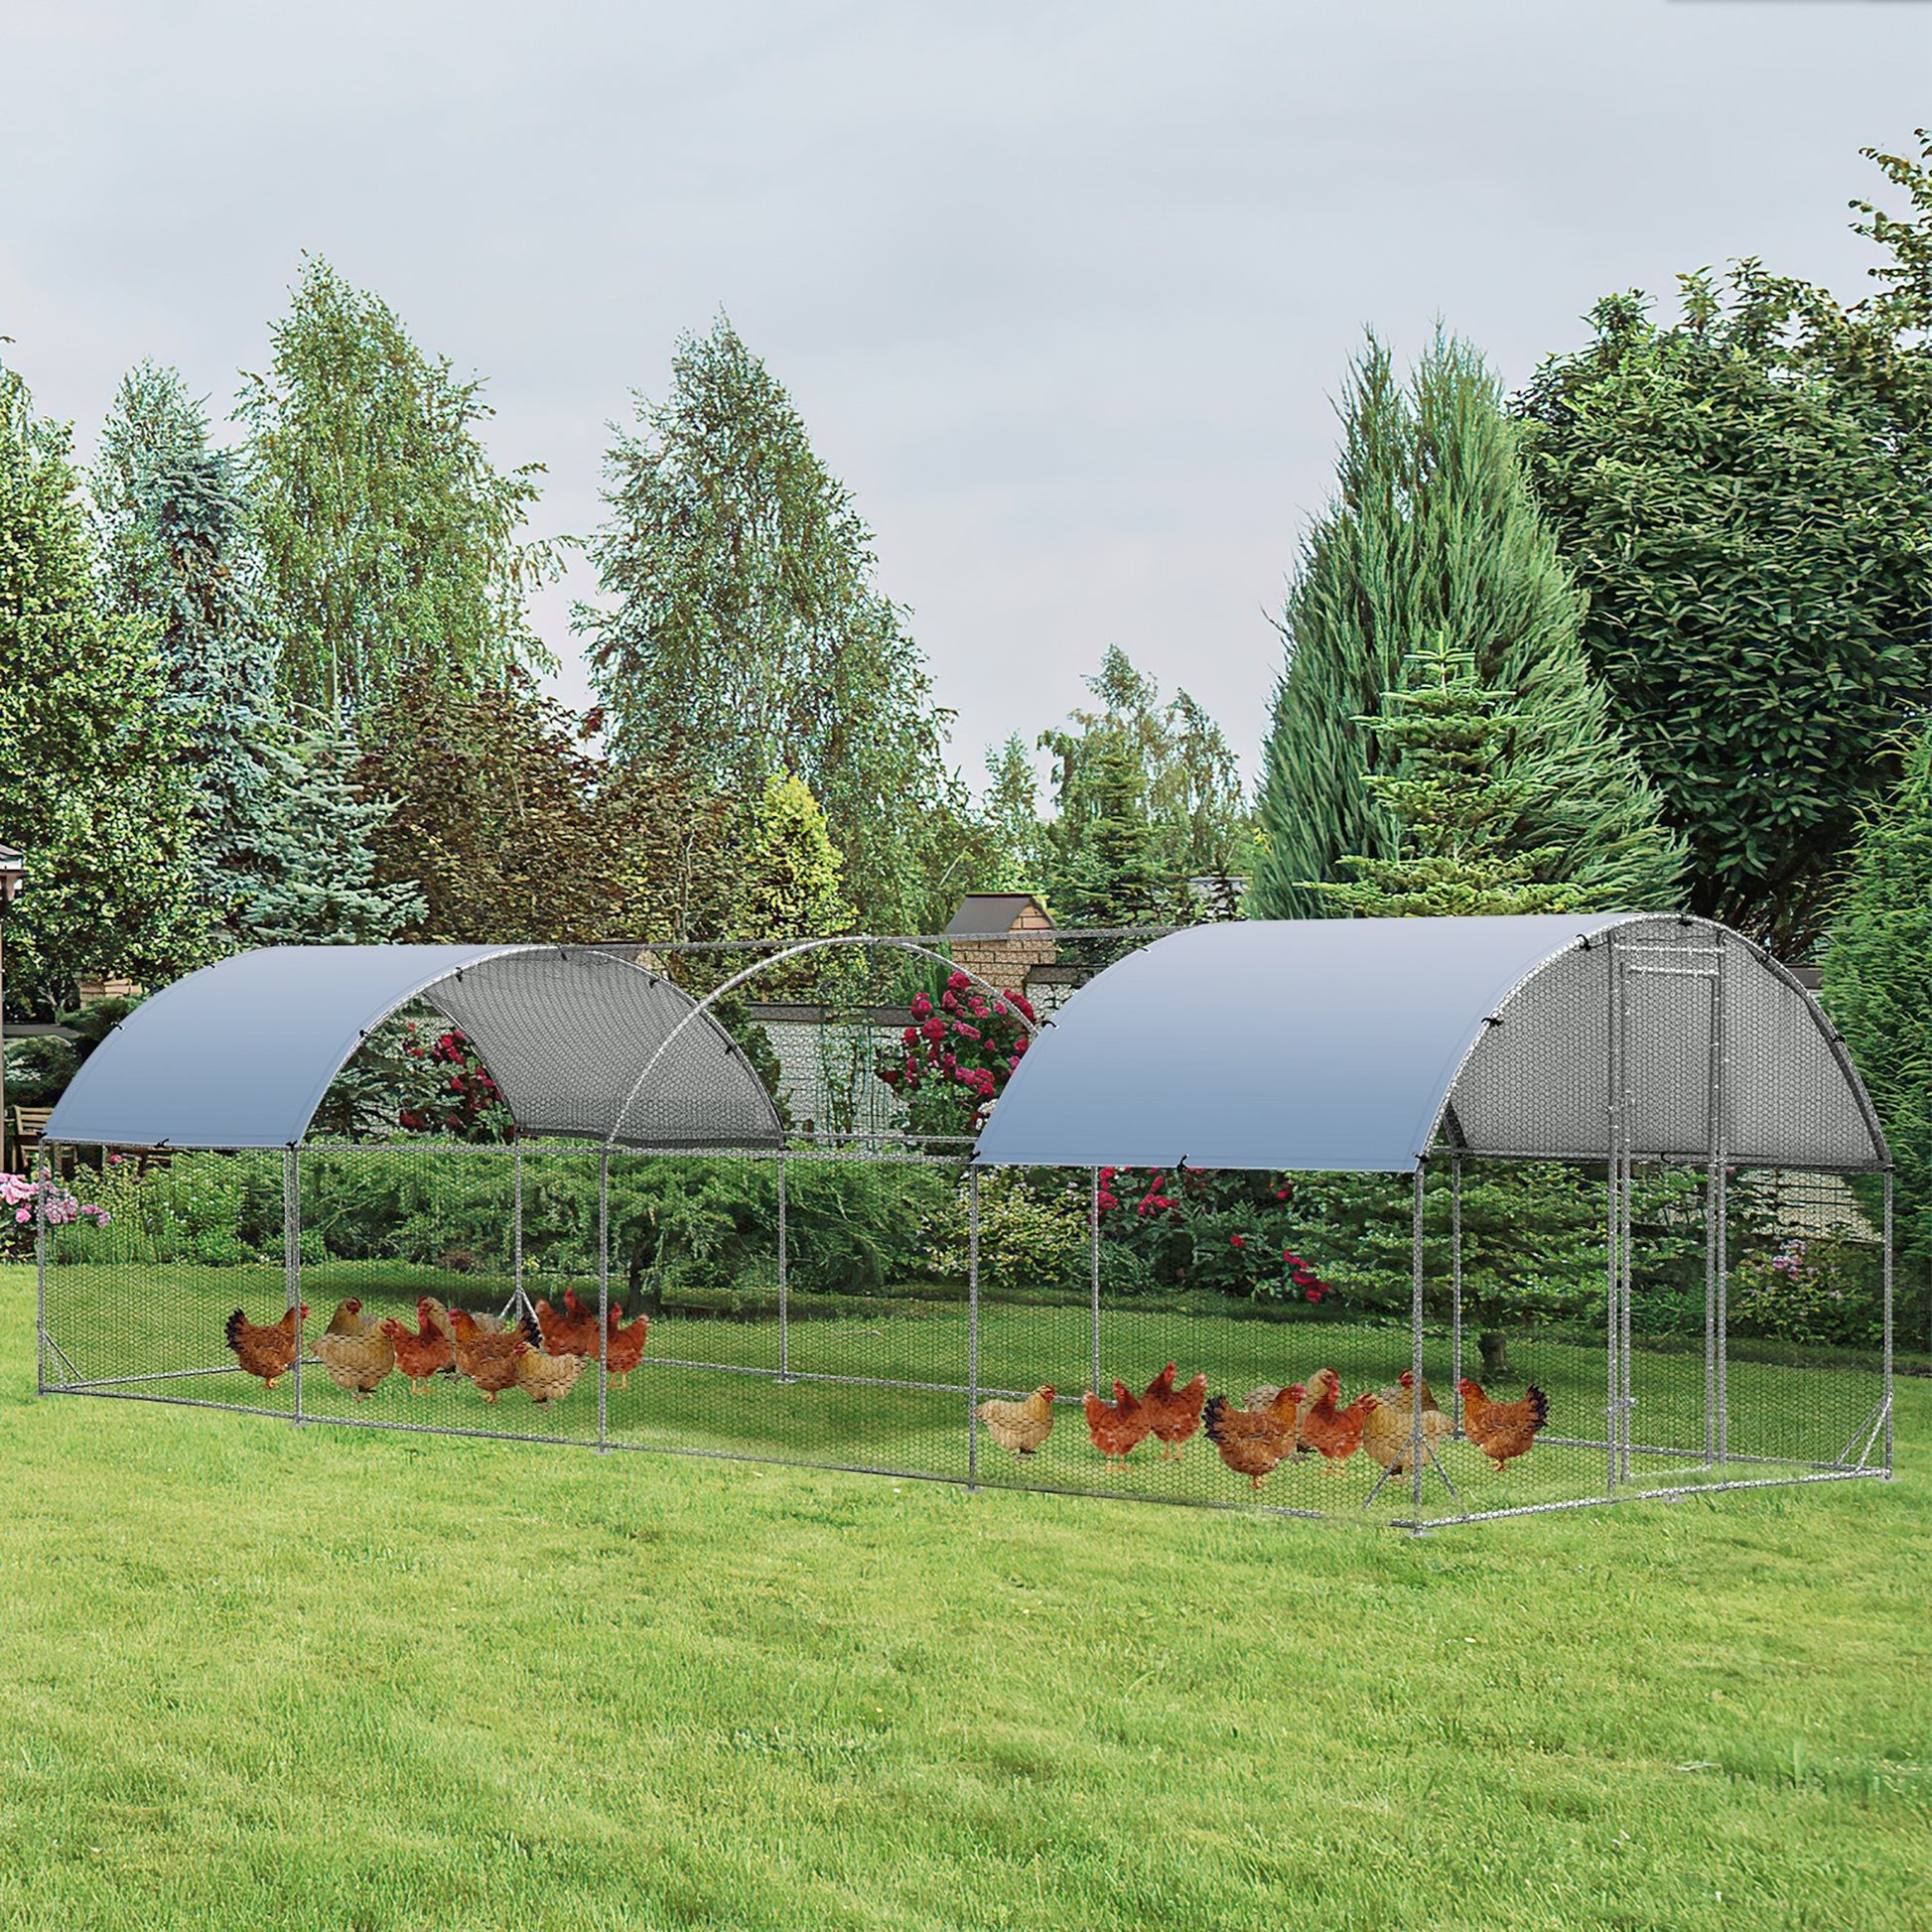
[5,1263,1928,1930]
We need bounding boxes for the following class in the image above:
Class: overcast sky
[3,0,1928,788]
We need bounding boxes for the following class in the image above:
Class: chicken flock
[222,1288,649,1407]
[977,1363,1549,1491]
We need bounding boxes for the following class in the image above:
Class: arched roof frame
[43,944,785,1151]
[970,915,1888,1175]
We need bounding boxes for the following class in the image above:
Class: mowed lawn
[2,1266,1927,1931]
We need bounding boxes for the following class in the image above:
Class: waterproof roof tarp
[972,915,1887,1173]
[44,944,785,1151]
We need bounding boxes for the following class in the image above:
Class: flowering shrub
[397,1023,516,1142]
[1728,1236,1883,1345]
[878,972,1035,1139]
[1094,1166,1340,1304]
[0,1172,109,1256]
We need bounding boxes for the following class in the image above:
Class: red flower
[902,1026,918,1045]
[921,1017,945,1042]
[911,994,932,1020]
[946,972,972,993]
[954,1023,981,1042]
[1305,1288,1322,1304]
[1012,1036,1028,1058]
[1010,992,1035,1022]
[940,990,959,1013]
[1230,1234,1246,1249]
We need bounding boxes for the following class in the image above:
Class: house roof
[944,894,1048,937]
[972,914,1887,1174]
[44,944,783,1150]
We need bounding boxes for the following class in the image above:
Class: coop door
[1618,952,1722,1162]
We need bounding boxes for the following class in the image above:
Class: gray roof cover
[44,944,784,1151]
[971,915,1887,1173]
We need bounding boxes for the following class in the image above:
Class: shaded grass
[5,1263,1929,1930]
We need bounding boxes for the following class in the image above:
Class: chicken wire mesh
[29,921,1896,1527]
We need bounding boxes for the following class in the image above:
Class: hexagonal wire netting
[32,920,1897,1529]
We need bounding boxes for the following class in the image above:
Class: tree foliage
[1253,332,1683,922]
[354,667,682,946]
[242,717,421,946]
[1820,725,1932,1271]
[1516,267,1932,955]
[1311,641,1576,917]
[91,363,286,946]
[0,361,203,1013]
[1039,645,1249,926]
[577,316,957,931]
[732,772,856,943]
[236,256,559,715]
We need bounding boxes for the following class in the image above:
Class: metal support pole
[967,1168,981,1487]
[1882,1170,1894,1477]
[34,1145,48,1394]
[1620,1140,1634,1485]
[285,1147,302,1426]
[511,1139,525,1321]
[1449,1154,1463,1435]
[777,1151,789,1383]
[1714,937,1729,1470]
[1410,1165,1428,1519]
[1606,942,1622,1499]
[597,1148,610,1452]
[1089,1167,1102,1402]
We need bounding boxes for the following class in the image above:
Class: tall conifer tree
[1253,334,1682,920]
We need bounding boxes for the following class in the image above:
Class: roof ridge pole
[1410,1163,1427,1526]
[597,1148,610,1454]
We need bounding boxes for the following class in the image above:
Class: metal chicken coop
[32,916,1895,1529]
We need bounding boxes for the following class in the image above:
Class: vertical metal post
[285,1146,302,1426]
[34,1145,48,1394]
[1881,1170,1894,1477]
[967,1167,981,1487]
[1089,1167,1102,1402]
[1605,940,1622,1499]
[1620,1139,1634,1484]
[776,1150,789,1383]
[511,1138,525,1321]
[1714,936,1729,1469]
[1702,966,1721,1466]
[1410,1164,1427,1518]
[597,1148,610,1452]
[1449,1154,1463,1435]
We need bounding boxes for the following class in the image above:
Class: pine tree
[92,363,285,943]
[1312,641,1575,917]
[1293,636,1606,1372]
[1253,332,1682,920]
[577,316,956,932]
[1820,726,1932,1272]
[242,719,422,946]
[0,359,203,1013]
